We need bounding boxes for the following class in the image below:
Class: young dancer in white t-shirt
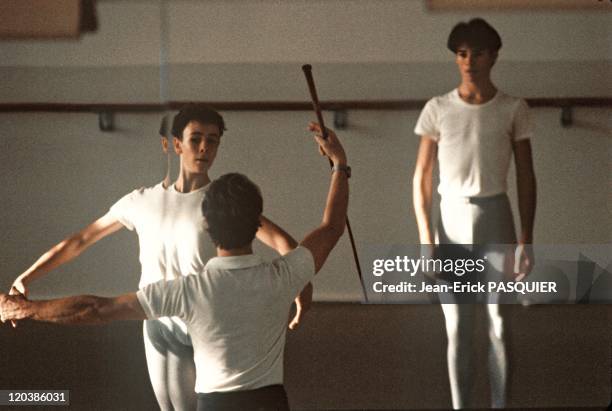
[1,123,349,411]
[8,104,312,411]
[413,18,537,409]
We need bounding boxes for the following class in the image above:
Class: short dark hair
[447,18,502,53]
[202,173,263,250]
[159,115,169,138]
[171,104,226,139]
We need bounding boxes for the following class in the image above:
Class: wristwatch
[331,164,351,178]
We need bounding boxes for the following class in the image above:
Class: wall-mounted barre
[0,98,609,112]
[0,98,609,130]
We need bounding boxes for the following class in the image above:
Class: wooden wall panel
[427,0,612,11]
[0,0,81,39]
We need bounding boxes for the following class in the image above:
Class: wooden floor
[0,303,610,410]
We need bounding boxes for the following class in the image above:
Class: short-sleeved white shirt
[136,246,315,394]
[109,182,216,341]
[414,89,533,198]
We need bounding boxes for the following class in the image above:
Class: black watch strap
[331,165,351,178]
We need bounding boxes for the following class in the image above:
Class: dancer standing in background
[412,18,536,409]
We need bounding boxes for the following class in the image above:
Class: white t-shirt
[136,246,315,394]
[109,182,216,340]
[414,89,533,198]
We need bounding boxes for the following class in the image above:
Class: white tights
[441,303,506,409]
[143,322,197,411]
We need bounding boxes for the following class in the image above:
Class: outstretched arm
[0,292,145,325]
[11,212,124,297]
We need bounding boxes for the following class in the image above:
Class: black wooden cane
[302,64,368,302]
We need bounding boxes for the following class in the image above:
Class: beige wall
[1,106,609,300]
[1,0,610,67]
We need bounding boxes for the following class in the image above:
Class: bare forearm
[301,125,349,273]
[413,174,434,244]
[513,140,537,244]
[17,235,88,285]
[300,170,349,273]
[321,171,349,237]
[516,170,536,243]
[2,294,144,325]
[15,217,123,288]
[25,296,115,325]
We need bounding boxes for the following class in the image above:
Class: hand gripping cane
[301,64,368,302]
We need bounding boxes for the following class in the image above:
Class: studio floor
[1,303,610,410]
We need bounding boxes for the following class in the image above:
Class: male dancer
[2,123,349,411]
[413,18,536,409]
[8,104,311,410]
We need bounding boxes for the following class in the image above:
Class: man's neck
[217,245,253,257]
[174,171,210,193]
[458,80,497,104]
